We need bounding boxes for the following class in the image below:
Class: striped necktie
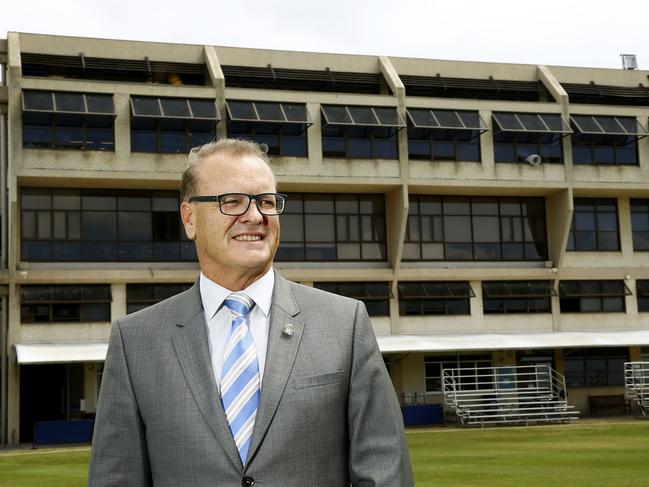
[221,292,259,465]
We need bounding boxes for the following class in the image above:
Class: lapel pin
[282,324,295,337]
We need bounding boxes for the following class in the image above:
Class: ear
[180,201,196,240]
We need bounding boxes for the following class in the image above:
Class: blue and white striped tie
[221,292,259,465]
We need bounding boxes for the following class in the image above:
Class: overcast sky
[2,0,647,70]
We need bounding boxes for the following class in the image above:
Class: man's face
[181,153,280,287]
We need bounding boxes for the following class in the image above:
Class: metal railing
[624,362,649,417]
[442,365,579,426]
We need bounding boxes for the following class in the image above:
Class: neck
[202,265,271,291]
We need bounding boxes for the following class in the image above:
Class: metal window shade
[570,115,648,137]
[22,91,116,116]
[22,91,54,112]
[220,65,386,94]
[225,100,310,126]
[559,280,631,298]
[189,100,218,119]
[160,98,191,118]
[482,281,555,298]
[130,97,162,117]
[562,82,649,106]
[398,281,474,299]
[321,105,405,129]
[492,112,572,134]
[131,96,219,120]
[315,282,392,300]
[407,108,488,133]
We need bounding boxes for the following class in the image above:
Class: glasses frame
[188,192,288,216]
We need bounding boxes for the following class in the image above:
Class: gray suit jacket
[89,272,413,486]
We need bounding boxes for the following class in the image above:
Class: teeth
[234,235,262,241]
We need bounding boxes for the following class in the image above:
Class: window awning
[570,115,648,138]
[22,91,115,116]
[321,105,405,129]
[559,280,632,298]
[315,282,392,300]
[398,282,475,299]
[130,96,220,120]
[15,342,108,365]
[482,281,556,298]
[492,112,572,135]
[377,330,649,353]
[407,108,487,133]
[225,100,311,126]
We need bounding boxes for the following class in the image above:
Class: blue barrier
[33,419,94,446]
[402,404,444,426]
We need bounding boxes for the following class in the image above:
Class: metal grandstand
[624,362,649,417]
[442,364,579,426]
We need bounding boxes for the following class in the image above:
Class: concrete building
[1,32,649,444]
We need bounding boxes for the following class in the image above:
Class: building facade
[1,32,649,444]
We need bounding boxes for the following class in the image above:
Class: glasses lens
[218,193,250,215]
[257,193,285,215]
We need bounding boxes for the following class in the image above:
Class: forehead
[197,153,276,192]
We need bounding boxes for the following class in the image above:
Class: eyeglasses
[188,193,288,216]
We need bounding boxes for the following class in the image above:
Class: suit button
[242,476,255,487]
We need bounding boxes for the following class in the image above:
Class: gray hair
[180,139,273,202]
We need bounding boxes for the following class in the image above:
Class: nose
[239,196,264,223]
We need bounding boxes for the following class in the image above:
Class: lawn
[0,420,648,486]
[408,419,649,487]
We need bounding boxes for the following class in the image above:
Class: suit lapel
[171,285,242,470]
[247,274,303,462]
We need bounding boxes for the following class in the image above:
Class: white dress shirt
[200,268,274,391]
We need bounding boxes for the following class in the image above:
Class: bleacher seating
[624,362,649,417]
[442,365,579,426]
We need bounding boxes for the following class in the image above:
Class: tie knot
[223,292,254,317]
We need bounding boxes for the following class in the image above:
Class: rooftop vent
[621,54,638,70]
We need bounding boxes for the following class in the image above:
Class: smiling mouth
[233,235,264,241]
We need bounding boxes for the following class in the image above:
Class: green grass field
[0,420,648,486]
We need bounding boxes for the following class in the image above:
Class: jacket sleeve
[347,301,414,486]
[88,320,152,487]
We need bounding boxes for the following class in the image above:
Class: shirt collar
[200,267,275,319]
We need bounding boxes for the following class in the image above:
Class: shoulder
[280,278,361,314]
[116,284,201,334]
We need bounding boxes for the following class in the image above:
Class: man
[89,139,413,486]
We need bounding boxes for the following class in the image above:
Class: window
[562,82,649,106]
[21,53,207,85]
[221,65,389,94]
[276,193,386,261]
[401,75,554,102]
[398,281,473,315]
[21,188,196,261]
[630,199,649,250]
[406,109,486,162]
[492,112,571,164]
[21,284,111,323]
[563,347,628,387]
[559,280,630,313]
[567,198,619,251]
[571,115,647,165]
[22,90,115,150]
[635,280,649,312]
[403,195,548,261]
[226,100,310,157]
[130,97,219,153]
[313,282,391,316]
[424,354,492,393]
[482,281,554,314]
[321,105,405,159]
[126,283,193,314]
